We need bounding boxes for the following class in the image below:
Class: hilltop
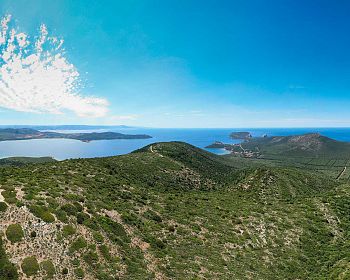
[1,141,349,279]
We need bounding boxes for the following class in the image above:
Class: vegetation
[0,237,18,279]
[0,140,349,279]
[0,157,56,167]
[41,260,55,278]
[21,256,39,276]
[5,224,24,243]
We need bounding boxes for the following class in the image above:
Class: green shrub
[62,267,68,275]
[93,231,104,243]
[6,224,24,243]
[71,259,80,267]
[0,202,7,212]
[143,210,162,223]
[41,260,55,278]
[74,267,85,278]
[1,190,18,204]
[55,209,68,223]
[69,237,87,253]
[76,212,89,224]
[99,245,112,262]
[62,225,76,237]
[0,236,18,279]
[29,205,55,223]
[21,256,39,276]
[83,250,99,267]
[61,204,77,216]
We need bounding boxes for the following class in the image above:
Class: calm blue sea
[0,127,350,160]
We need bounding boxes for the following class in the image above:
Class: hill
[237,133,350,157]
[0,142,349,279]
[0,157,56,167]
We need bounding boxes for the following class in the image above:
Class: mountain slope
[0,142,348,279]
[237,133,350,157]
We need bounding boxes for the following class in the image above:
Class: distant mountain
[0,128,152,142]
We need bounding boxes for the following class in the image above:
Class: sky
[1,0,350,128]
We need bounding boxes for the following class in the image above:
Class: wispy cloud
[0,15,109,118]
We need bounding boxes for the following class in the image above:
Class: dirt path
[336,166,347,180]
[149,145,164,157]
[238,144,246,153]
[0,188,4,202]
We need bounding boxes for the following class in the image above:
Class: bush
[0,236,18,279]
[83,250,99,267]
[41,260,55,278]
[29,205,55,223]
[0,202,8,212]
[1,190,17,204]
[62,267,68,275]
[93,231,104,244]
[61,204,77,216]
[69,237,87,253]
[74,268,85,279]
[30,231,37,238]
[76,212,89,224]
[55,209,68,223]
[71,259,80,267]
[62,225,76,237]
[99,245,112,262]
[6,224,24,243]
[143,210,162,223]
[21,256,39,276]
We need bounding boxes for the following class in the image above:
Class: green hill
[0,157,56,167]
[0,142,349,279]
[237,133,350,157]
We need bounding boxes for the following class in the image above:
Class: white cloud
[0,15,109,118]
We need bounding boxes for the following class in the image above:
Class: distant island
[230,131,252,139]
[0,128,152,142]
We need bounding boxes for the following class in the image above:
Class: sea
[1,127,350,160]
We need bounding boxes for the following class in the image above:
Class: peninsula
[0,128,152,142]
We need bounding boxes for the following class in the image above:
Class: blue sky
[1,0,350,127]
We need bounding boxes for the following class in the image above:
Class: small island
[230,131,252,140]
[0,128,152,142]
